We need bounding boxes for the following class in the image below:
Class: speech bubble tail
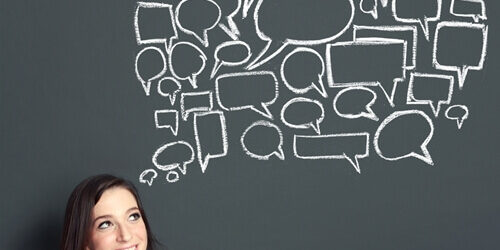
[252,103,274,120]
[371,9,379,19]
[165,37,177,55]
[456,118,465,130]
[199,154,211,173]
[457,65,469,90]
[379,0,388,8]
[168,94,176,106]
[247,41,288,70]
[169,126,179,137]
[312,75,328,98]
[140,81,152,96]
[275,146,285,160]
[343,153,361,174]
[242,0,256,19]
[418,18,431,41]
[218,23,239,41]
[364,106,379,121]
[415,146,434,166]
[378,80,397,107]
[210,60,222,79]
[177,163,188,175]
[310,121,321,135]
[429,102,440,117]
[188,75,198,89]
[192,30,210,47]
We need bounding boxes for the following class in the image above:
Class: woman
[60,174,161,250]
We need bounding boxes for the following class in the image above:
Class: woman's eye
[97,221,112,230]
[128,212,141,221]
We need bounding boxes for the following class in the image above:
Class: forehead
[92,187,138,217]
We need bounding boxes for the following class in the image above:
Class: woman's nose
[117,224,132,242]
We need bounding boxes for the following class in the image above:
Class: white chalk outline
[360,0,379,19]
[374,110,434,166]
[168,41,207,89]
[445,104,469,129]
[157,77,182,105]
[215,71,279,119]
[326,38,407,107]
[450,0,487,22]
[333,86,379,121]
[211,40,252,79]
[152,140,195,175]
[166,171,180,183]
[242,0,256,18]
[392,0,442,40]
[280,97,325,134]
[154,109,179,136]
[353,25,418,70]
[432,21,488,90]
[246,0,355,70]
[240,120,285,160]
[218,0,242,40]
[175,0,221,47]
[135,46,167,96]
[180,91,213,121]
[134,2,179,51]
[193,111,228,173]
[280,47,328,98]
[293,132,370,174]
[139,169,158,186]
[406,72,454,117]
[380,0,389,8]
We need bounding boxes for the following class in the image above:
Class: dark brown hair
[60,174,159,250]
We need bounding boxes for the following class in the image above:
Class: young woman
[60,174,161,250]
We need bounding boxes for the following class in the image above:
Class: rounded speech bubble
[135,46,167,96]
[280,97,325,135]
[152,140,194,175]
[445,104,469,129]
[169,41,207,89]
[392,0,442,40]
[211,41,252,78]
[360,0,379,19]
[139,169,158,186]
[157,77,182,105]
[241,120,284,160]
[175,0,221,47]
[333,86,379,121]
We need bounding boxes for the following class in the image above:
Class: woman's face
[86,187,148,250]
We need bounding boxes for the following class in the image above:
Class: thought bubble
[139,169,158,186]
[134,2,178,51]
[280,47,327,98]
[176,0,221,47]
[217,0,242,39]
[157,77,182,105]
[180,91,213,121]
[216,71,278,119]
[333,86,379,121]
[241,120,285,160]
[280,97,325,134]
[360,0,379,19]
[247,0,354,69]
[445,105,469,129]
[152,140,195,175]
[194,111,228,173]
[169,41,207,89]
[392,0,442,40]
[374,110,434,165]
[166,171,180,183]
[154,109,179,136]
[406,72,454,117]
[450,0,487,22]
[135,46,167,96]
[211,41,252,78]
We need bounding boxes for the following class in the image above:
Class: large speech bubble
[450,0,487,22]
[217,0,242,39]
[134,2,178,51]
[180,91,213,121]
[139,169,158,186]
[391,0,442,40]
[280,97,325,134]
[432,21,488,89]
[154,109,179,136]
[240,120,285,160]
[246,0,354,69]
[374,110,434,165]
[157,77,182,105]
[211,40,252,78]
[169,41,207,89]
[333,86,379,121]
[135,46,167,96]
[175,0,221,47]
[216,71,278,119]
[152,140,195,175]
[406,72,454,117]
[360,0,379,19]
[445,104,469,129]
[280,47,327,98]
[293,133,370,174]
[194,111,228,173]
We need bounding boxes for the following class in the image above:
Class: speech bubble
[154,109,179,136]
[374,110,434,165]
[240,120,285,160]
[293,133,370,174]
[166,171,180,183]
[194,111,228,173]
[246,0,354,70]
[445,105,469,129]
[152,140,195,175]
[280,97,325,134]
[216,71,278,119]
[211,40,252,78]
[134,2,178,51]
[432,21,488,89]
[180,91,213,121]
[139,169,158,186]
[169,41,207,89]
[280,47,327,98]
[360,0,379,19]
[391,0,442,40]
[333,86,379,121]
[135,46,167,96]
[406,72,454,117]
[217,0,242,40]
[157,77,181,105]
[175,0,221,47]
[326,38,407,107]
[450,0,487,22]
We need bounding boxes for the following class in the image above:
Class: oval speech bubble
[135,46,167,96]
[280,97,325,135]
[211,40,252,78]
[152,140,195,175]
[169,41,207,89]
[175,0,221,47]
[240,120,284,160]
[157,77,182,105]
[333,86,379,121]
[445,104,469,129]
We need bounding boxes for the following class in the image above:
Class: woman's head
[61,174,158,250]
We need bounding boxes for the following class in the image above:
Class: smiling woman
[60,174,161,250]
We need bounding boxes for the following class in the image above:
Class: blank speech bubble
[180,91,213,121]
[217,0,242,40]
[134,2,178,51]
[450,0,487,22]
[445,104,469,129]
[280,47,327,98]
[240,120,285,160]
[139,169,158,186]
[280,97,325,134]
[247,0,354,69]
[360,0,379,19]
[169,41,207,89]
[333,86,379,121]
[157,77,182,105]
[152,140,195,175]
[216,71,278,119]
[135,46,167,96]
[293,133,370,174]
[175,0,221,47]
[406,72,454,117]
[432,21,488,89]
[194,111,228,173]
[211,40,252,78]
[391,0,442,40]
[154,109,179,136]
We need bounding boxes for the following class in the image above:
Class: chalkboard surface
[1,0,499,249]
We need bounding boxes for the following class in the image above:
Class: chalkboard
[1,0,499,249]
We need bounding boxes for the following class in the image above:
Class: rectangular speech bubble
[134,2,178,50]
[180,91,213,121]
[406,73,454,117]
[154,109,179,136]
[193,111,228,173]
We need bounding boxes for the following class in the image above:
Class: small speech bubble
[152,140,195,175]
[175,0,221,47]
[216,71,278,119]
[240,120,285,160]
[157,77,181,105]
[169,41,207,89]
[406,72,454,117]
[280,97,325,134]
[154,109,179,136]
[392,0,442,40]
[166,170,180,183]
[194,111,228,173]
[217,0,242,39]
[134,2,178,51]
[450,0,487,22]
[135,46,167,96]
[180,91,213,121]
[211,41,252,78]
[280,47,327,98]
[360,0,379,19]
[333,86,379,121]
[374,110,434,165]
[139,169,158,186]
[445,105,469,129]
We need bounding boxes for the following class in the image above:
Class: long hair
[60,174,160,250]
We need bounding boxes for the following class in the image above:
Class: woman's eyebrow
[93,215,112,224]
[126,207,140,213]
